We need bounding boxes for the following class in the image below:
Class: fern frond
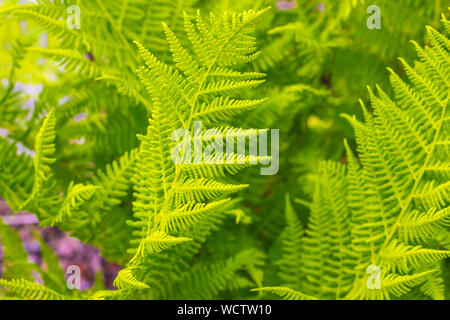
[91,148,138,212]
[0,279,71,300]
[252,287,318,300]
[159,199,231,234]
[0,138,34,211]
[379,240,450,273]
[134,204,238,298]
[420,264,445,300]
[171,249,265,300]
[135,231,191,257]
[88,289,134,300]
[301,161,354,299]
[50,182,99,225]
[341,19,450,299]
[398,207,450,242]
[126,8,270,280]
[194,97,267,124]
[347,270,436,300]
[27,47,104,78]
[414,181,450,210]
[276,195,303,290]
[27,108,56,204]
[174,178,248,203]
[113,268,149,290]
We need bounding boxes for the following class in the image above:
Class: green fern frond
[88,289,134,300]
[27,47,104,78]
[91,148,138,212]
[174,178,247,203]
[0,138,34,210]
[379,240,450,273]
[126,7,270,278]
[301,161,354,300]
[414,181,450,210]
[252,287,318,300]
[135,231,191,257]
[0,279,71,300]
[194,97,268,124]
[27,108,56,204]
[50,182,99,225]
[420,264,445,300]
[158,199,232,234]
[113,268,149,290]
[134,203,239,298]
[276,195,304,290]
[398,207,450,243]
[264,18,450,300]
[344,19,450,299]
[347,270,437,300]
[171,249,265,300]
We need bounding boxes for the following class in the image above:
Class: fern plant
[1,1,450,301]
[222,0,449,248]
[258,13,450,300]
[113,6,271,294]
[0,6,272,300]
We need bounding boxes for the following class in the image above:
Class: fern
[26,108,56,204]
[252,286,318,300]
[0,6,270,299]
[0,279,71,300]
[275,195,304,290]
[171,249,265,300]
[116,7,271,291]
[1,1,449,302]
[51,182,99,225]
[263,15,450,300]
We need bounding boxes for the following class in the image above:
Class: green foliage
[0,4,271,300]
[0,279,71,300]
[258,14,450,300]
[252,286,318,300]
[0,0,449,301]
